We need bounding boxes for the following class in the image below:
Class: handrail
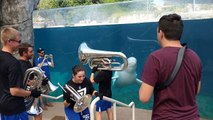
[90,96,135,120]
[41,94,63,100]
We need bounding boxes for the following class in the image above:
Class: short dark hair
[37,48,44,53]
[158,13,183,40]
[18,43,33,56]
[72,65,85,76]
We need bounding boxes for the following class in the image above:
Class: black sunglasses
[40,51,45,54]
[9,39,21,44]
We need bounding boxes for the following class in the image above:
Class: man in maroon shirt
[139,13,202,120]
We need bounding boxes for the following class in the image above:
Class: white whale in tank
[112,57,142,87]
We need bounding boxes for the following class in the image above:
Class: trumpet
[78,42,128,71]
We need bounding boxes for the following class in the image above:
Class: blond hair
[0,27,21,45]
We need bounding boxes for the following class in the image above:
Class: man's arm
[63,90,71,107]
[10,87,31,97]
[92,90,98,96]
[10,87,41,98]
[197,81,201,95]
[90,66,98,84]
[90,73,95,84]
[139,81,154,103]
[37,57,46,68]
[48,54,54,68]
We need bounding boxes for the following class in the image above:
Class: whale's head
[112,57,138,87]
[126,57,137,72]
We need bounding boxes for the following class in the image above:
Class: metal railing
[41,94,63,100]
[90,96,135,120]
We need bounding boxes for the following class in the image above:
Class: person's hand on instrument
[49,54,53,59]
[44,54,48,59]
[30,89,41,98]
[92,66,98,73]
[64,87,75,101]
[66,98,72,103]
[94,92,103,100]
[41,77,49,86]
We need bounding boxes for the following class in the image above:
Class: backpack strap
[155,46,186,91]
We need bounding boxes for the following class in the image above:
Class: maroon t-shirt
[141,47,202,120]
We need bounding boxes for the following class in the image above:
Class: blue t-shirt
[34,57,51,79]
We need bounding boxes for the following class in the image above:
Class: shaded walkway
[40,102,151,120]
[32,102,207,120]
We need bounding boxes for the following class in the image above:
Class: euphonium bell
[78,42,128,71]
[48,81,59,92]
[27,98,43,116]
[41,79,59,94]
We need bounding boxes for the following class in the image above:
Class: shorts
[64,107,90,120]
[96,100,112,112]
[0,111,28,120]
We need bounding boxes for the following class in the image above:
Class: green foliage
[38,0,73,9]
[37,0,130,9]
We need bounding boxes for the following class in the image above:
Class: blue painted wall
[34,19,213,119]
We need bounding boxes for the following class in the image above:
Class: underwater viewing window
[33,0,213,28]
[33,1,213,119]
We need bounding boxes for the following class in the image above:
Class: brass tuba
[23,67,58,115]
[58,83,92,113]
[78,42,128,71]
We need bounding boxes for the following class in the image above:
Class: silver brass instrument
[41,80,58,94]
[23,67,44,113]
[23,67,58,115]
[27,98,43,116]
[58,83,92,113]
[78,42,128,71]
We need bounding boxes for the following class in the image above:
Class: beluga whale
[112,57,142,88]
